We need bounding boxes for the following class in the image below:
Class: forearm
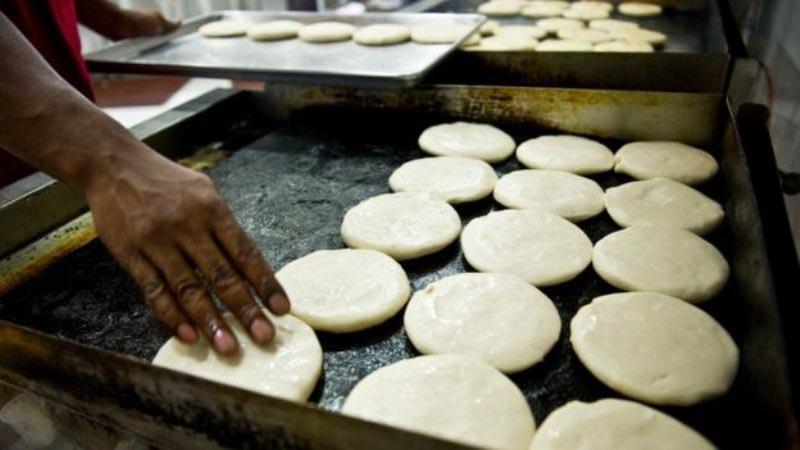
[74,0,133,40]
[0,12,152,193]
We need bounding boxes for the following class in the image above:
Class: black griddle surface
[0,110,749,448]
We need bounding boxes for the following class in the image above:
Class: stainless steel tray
[84,11,484,87]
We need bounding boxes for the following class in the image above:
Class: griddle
[0,86,796,449]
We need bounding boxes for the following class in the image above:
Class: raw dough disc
[342,354,536,449]
[340,192,461,261]
[388,156,497,204]
[604,177,725,235]
[516,135,615,174]
[592,227,729,303]
[493,170,605,222]
[463,35,538,51]
[536,17,585,33]
[609,27,667,45]
[275,249,411,333]
[404,273,561,373]
[594,40,654,52]
[411,23,473,43]
[353,23,411,45]
[418,122,516,162]
[461,209,593,286]
[529,398,716,450]
[247,20,303,41]
[571,1,614,11]
[479,20,501,35]
[152,310,322,402]
[520,1,569,18]
[493,25,548,39]
[562,7,610,20]
[536,39,594,52]
[589,18,640,31]
[557,27,612,43]
[618,2,664,17]
[614,141,719,185]
[199,21,249,37]
[477,0,524,16]
[570,292,739,406]
[298,21,356,42]
[460,32,482,47]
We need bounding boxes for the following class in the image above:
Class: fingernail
[177,323,198,343]
[268,293,291,314]
[213,329,237,354]
[250,318,274,343]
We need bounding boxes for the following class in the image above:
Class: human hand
[85,148,289,355]
[118,10,180,39]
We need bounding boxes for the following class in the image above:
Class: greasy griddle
[0,107,752,448]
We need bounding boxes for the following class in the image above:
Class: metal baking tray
[84,11,484,88]
[412,0,731,92]
[0,86,797,449]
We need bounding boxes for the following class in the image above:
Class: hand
[85,148,290,355]
[118,10,180,40]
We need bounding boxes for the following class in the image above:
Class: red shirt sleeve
[1,0,95,186]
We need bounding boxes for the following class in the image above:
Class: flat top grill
[0,105,757,449]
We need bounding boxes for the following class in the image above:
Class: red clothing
[1,0,94,187]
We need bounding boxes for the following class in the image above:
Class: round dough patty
[594,40,654,52]
[562,7,610,20]
[247,20,303,41]
[353,23,411,46]
[152,311,322,402]
[529,398,716,450]
[493,25,548,39]
[388,156,497,204]
[418,122,515,162]
[275,249,410,333]
[478,0,524,16]
[610,27,667,45]
[461,209,593,286]
[342,355,536,448]
[536,18,585,33]
[557,27,612,43]
[494,170,605,222]
[199,21,249,38]
[618,2,663,17]
[516,135,615,174]
[536,39,594,52]
[604,177,724,235]
[464,35,538,51]
[521,1,569,17]
[589,18,640,31]
[614,141,719,185]
[298,21,356,43]
[341,192,461,261]
[479,20,501,35]
[570,292,738,406]
[593,227,729,303]
[411,23,473,43]
[404,273,561,373]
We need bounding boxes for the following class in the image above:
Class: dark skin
[0,3,290,355]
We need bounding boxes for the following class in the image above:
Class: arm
[75,0,178,40]
[0,12,289,354]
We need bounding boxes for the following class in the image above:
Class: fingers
[159,14,180,34]
[213,211,291,316]
[143,244,239,355]
[179,235,276,345]
[125,254,197,344]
